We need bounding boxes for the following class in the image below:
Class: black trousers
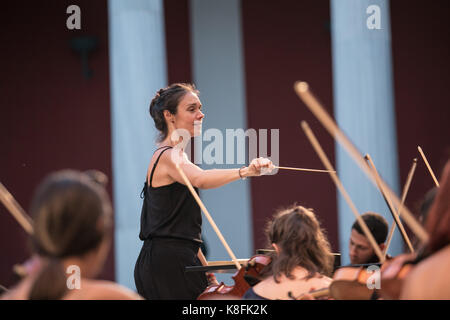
[134,237,208,300]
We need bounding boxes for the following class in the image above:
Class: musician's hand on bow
[206,272,219,286]
[298,293,316,300]
[296,287,318,300]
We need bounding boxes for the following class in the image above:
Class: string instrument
[294,81,450,300]
[364,154,414,253]
[0,182,36,280]
[295,81,429,246]
[197,254,271,299]
[331,265,381,300]
[327,158,448,301]
[294,82,450,300]
[378,253,416,300]
[289,286,330,300]
[301,121,386,263]
[175,164,277,299]
[298,120,391,300]
[380,160,450,299]
[417,146,440,187]
[2,170,108,279]
[383,158,417,256]
[0,182,33,234]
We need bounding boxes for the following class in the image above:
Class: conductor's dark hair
[28,170,112,300]
[149,83,199,142]
[352,212,388,244]
[262,205,334,283]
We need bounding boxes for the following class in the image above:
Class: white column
[108,0,167,289]
[330,0,402,265]
[190,0,252,284]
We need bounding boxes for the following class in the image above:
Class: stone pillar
[190,0,253,283]
[108,0,167,289]
[330,0,402,264]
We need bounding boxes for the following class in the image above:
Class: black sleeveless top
[138,146,203,243]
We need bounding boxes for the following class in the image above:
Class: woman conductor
[134,83,273,299]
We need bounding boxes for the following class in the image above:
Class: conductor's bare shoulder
[64,279,143,300]
[158,147,186,165]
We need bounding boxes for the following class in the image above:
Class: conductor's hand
[246,157,274,177]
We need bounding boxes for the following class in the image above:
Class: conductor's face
[173,91,205,138]
[349,229,375,265]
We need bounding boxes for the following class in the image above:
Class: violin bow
[294,82,429,245]
[383,158,417,256]
[301,121,385,263]
[0,182,33,234]
[364,154,414,253]
[417,146,440,187]
[175,163,242,270]
[288,287,330,300]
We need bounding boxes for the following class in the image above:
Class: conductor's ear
[164,110,174,123]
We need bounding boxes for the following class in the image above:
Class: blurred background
[1,0,449,291]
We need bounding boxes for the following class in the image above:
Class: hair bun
[149,83,199,142]
[154,88,165,101]
[150,91,163,117]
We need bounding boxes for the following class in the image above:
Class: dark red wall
[164,0,193,84]
[0,1,114,288]
[4,1,441,290]
[164,0,339,253]
[391,0,450,229]
[241,0,339,251]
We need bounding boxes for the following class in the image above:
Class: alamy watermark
[169,127,279,173]
[66,5,81,30]
[66,265,81,290]
[366,5,381,30]
[366,265,381,290]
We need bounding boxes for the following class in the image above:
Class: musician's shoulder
[64,279,143,300]
[400,245,450,299]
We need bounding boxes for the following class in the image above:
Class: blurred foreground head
[424,160,450,254]
[29,169,113,299]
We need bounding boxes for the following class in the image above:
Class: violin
[378,253,416,300]
[329,265,380,300]
[380,160,450,299]
[289,262,390,300]
[197,254,271,300]
[291,267,376,300]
